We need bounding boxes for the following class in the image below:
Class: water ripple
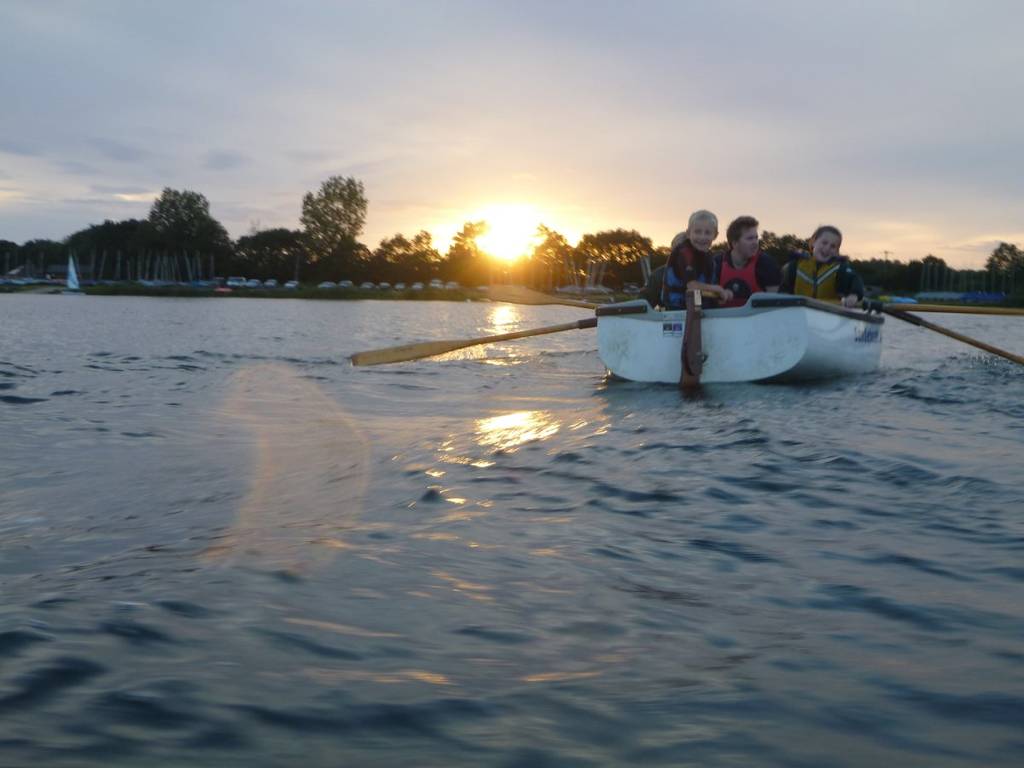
[0,656,107,713]
[2,297,1022,767]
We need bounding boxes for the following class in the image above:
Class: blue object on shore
[916,291,1007,303]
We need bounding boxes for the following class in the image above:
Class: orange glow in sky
[473,204,543,262]
[428,203,586,263]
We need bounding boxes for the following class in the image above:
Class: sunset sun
[474,204,543,262]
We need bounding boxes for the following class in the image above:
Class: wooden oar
[487,283,722,310]
[881,303,1024,316]
[884,309,1024,366]
[680,289,703,389]
[487,285,1024,316]
[351,317,598,366]
[486,285,601,309]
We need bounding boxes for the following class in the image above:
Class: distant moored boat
[63,254,83,294]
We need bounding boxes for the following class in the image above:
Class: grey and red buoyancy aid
[718,251,762,308]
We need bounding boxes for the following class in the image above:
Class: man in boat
[658,209,733,309]
[711,215,783,308]
[780,225,864,308]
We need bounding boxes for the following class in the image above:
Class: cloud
[946,233,1024,254]
[284,149,332,164]
[204,150,250,171]
[2,1,1023,265]
[0,139,41,157]
[90,184,153,196]
[88,138,152,164]
[57,160,101,176]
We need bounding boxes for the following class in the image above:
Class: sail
[66,255,80,291]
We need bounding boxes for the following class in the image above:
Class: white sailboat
[64,254,83,294]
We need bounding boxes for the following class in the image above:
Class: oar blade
[487,285,600,309]
[350,318,598,367]
[351,339,472,366]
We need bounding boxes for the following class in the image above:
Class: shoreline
[2,282,1021,309]
[86,285,490,301]
[5,283,491,301]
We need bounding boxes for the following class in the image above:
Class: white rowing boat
[596,293,884,383]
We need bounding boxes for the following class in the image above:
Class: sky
[2,0,1023,267]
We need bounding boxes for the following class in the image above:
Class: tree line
[3,176,1023,296]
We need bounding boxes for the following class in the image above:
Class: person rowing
[659,209,732,309]
[711,215,782,308]
[780,225,864,308]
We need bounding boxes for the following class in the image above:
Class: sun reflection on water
[486,303,522,333]
[475,410,560,452]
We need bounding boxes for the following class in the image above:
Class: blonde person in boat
[658,209,733,309]
[781,225,865,308]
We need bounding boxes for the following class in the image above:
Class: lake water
[1,294,1022,767]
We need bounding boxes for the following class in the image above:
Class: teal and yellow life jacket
[794,255,842,299]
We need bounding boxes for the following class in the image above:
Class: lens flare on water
[204,362,371,572]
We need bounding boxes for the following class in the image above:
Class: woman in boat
[780,225,864,308]
[660,209,732,309]
[711,215,783,308]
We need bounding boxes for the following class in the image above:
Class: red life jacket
[718,251,761,308]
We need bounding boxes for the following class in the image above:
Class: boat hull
[597,295,883,383]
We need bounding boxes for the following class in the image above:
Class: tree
[986,242,1024,273]
[913,254,950,292]
[300,176,367,263]
[574,229,653,287]
[148,188,231,253]
[651,245,671,264]
[145,189,232,281]
[65,219,160,281]
[902,259,925,293]
[531,225,573,267]
[67,219,155,254]
[305,237,369,283]
[19,239,64,277]
[234,228,307,282]
[441,221,488,285]
[371,231,441,283]
[760,231,808,268]
[0,240,18,276]
[530,225,574,288]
